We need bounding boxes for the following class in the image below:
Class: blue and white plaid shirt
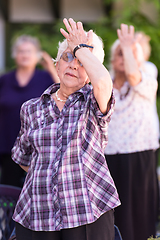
[12,83,120,231]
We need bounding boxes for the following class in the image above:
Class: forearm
[122,47,141,86]
[48,67,60,83]
[20,165,29,172]
[40,51,60,83]
[76,48,113,114]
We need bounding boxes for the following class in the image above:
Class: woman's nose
[69,58,79,69]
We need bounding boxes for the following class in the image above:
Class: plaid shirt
[12,83,120,231]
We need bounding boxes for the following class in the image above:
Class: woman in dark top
[0,35,59,187]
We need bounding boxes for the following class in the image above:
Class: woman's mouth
[66,72,77,78]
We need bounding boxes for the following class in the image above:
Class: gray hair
[11,35,41,58]
[54,31,105,64]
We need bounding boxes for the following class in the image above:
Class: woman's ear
[55,62,58,71]
[55,62,60,76]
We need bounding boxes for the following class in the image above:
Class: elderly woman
[135,31,158,79]
[0,35,59,187]
[11,18,120,240]
[105,24,159,240]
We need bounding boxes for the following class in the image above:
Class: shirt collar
[40,83,92,104]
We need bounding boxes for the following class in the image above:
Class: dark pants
[15,210,114,240]
[105,150,159,240]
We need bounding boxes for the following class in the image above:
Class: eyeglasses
[60,52,83,67]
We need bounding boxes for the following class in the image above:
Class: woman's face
[56,48,89,91]
[15,42,40,68]
[112,45,125,73]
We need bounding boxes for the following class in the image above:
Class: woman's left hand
[60,18,93,52]
[39,51,53,70]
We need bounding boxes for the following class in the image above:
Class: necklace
[55,89,66,102]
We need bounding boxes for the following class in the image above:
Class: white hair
[11,35,41,59]
[54,31,105,64]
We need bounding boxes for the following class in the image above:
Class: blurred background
[0,0,159,73]
[0,0,160,131]
[0,1,160,238]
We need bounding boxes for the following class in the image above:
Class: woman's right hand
[60,18,93,53]
[117,23,135,50]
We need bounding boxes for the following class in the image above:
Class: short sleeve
[90,90,115,127]
[11,102,33,166]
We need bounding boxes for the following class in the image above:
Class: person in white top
[135,31,159,141]
[135,31,158,79]
[105,24,159,240]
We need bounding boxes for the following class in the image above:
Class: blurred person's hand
[117,24,135,50]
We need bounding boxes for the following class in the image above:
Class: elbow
[94,75,113,107]
[97,73,113,92]
[99,75,113,98]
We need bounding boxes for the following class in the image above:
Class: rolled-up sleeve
[11,102,33,166]
[90,90,115,126]
[88,90,115,150]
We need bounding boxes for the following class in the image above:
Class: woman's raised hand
[117,23,135,49]
[60,18,93,52]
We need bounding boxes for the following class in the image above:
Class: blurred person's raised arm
[117,24,141,86]
[40,51,60,83]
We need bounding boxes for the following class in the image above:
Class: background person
[0,35,59,187]
[105,24,159,240]
[11,18,120,240]
[135,31,158,79]
[135,31,160,152]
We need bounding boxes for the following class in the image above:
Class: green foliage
[147,237,160,240]
[5,21,64,70]
[5,0,160,91]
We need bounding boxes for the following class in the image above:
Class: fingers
[60,18,76,39]
[64,18,73,33]
[121,24,128,35]
[129,25,134,37]
[60,28,69,39]
[60,18,81,41]
[117,23,135,47]
[62,18,80,35]
[68,18,77,32]
[60,18,94,52]
[117,29,122,39]
[118,24,134,37]
[134,32,143,44]
[87,30,93,45]
[77,21,84,32]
